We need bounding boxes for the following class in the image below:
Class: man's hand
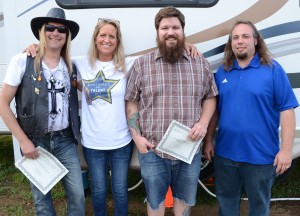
[274,148,292,174]
[184,42,202,59]
[203,141,214,162]
[133,136,155,154]
[188,122,207,141]
[20,139,39,159]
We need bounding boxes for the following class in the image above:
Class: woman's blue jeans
[83,141,133,216]
[214,154,277,216]
[29,127,85,216]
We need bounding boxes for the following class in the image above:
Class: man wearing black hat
[0,8,85,215]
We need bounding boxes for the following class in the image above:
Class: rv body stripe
[287,73,300,89]
[17,0,48,17]
[131,0,289,56]
[204,21,300,58]
[186,0,289,44]
[260,21,300,39]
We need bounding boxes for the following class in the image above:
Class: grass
[0,135,300,215]
[272,162,300,198]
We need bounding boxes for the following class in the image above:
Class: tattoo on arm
[128,112,141,135]
[182,206,191,216]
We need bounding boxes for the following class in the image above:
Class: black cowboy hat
[31,7,79,40]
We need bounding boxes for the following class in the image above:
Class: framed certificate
[15,146,69,195]
[156,120,202,164]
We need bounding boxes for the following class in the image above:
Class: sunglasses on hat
[45,24,68,34]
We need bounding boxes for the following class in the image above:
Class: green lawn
[0,135,300,215]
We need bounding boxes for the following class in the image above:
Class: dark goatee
[236,52,248,60]
[157,36,185,64]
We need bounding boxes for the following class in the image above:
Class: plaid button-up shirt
[125,49,218,159]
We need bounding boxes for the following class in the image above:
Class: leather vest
[15,56,80,141]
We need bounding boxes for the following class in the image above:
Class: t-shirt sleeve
[125,56,139,74]
[71,56,83,81]
[3,53,27,87]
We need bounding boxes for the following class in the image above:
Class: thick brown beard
[157,37,185,64]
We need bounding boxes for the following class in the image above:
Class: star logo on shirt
[83,70,119,104]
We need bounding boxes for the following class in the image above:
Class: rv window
[56,0,218,8]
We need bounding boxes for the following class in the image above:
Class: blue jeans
[29,127,85,216]
[138,150,201,210]
[214,154,277,216]
[83,141,134,216]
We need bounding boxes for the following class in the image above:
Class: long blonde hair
[88,19,126,73]
[34,24,73,75]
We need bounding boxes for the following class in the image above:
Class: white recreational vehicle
[0,0,300,184]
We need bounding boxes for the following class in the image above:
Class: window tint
[56,0,218,9]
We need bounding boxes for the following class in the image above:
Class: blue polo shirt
[215,53,299,164]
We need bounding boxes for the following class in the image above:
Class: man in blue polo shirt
[203,20,299,216]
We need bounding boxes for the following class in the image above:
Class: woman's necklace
[99,60,111,70]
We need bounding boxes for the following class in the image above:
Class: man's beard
[157,36,185,64]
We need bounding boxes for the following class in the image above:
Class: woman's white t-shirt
[72,56,136,150]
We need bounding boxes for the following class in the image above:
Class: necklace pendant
[99,60,110,70]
